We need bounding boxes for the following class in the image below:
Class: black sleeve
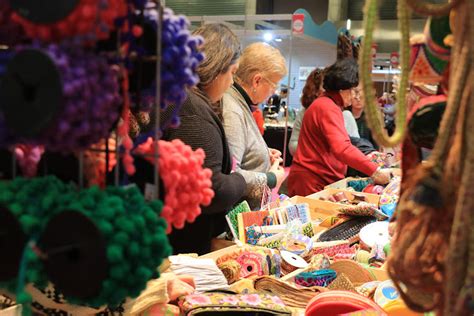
[164,114,246,215]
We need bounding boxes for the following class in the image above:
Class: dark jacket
[162,89,246,254]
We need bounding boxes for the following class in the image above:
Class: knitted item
[134,137,214,233]
[11,0,127,42]
[360,0,409,147]
[0,176,171,310]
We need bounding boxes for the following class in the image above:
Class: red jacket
[288,92,378,196]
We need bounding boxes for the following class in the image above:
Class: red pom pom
[132,25,143,37]
[134,138,215,233]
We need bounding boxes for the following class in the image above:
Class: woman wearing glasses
[287,58,390,196]
[222,42,287,209]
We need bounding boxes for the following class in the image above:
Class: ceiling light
[263,32,273,42]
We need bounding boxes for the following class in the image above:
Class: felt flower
[185,294,212,306]
[270,295,285,307]
[240,294,262,306]
[220,295,240,305]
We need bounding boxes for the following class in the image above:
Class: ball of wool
[11,0,127,43]
[134,137,215,233]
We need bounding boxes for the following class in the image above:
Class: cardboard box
[306,188,381,211]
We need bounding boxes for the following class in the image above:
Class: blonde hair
[192,23,241,89]
[235,42,287,86]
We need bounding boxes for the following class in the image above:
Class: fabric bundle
[253,276,327,308]
[169,256,229,293]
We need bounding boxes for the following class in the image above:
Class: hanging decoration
[388,1,474,315]
[0,44,122,151]
[0,176,171,311]
[10,0,127,43]
[359,0,410,147]
[134,137,214,233]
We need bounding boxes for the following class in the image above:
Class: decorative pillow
[179,292,291,315]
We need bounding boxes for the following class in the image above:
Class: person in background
[288,68,359,156]
[287,58,390,196]
[351,83,378,149]
[289,68,325,156]
[222,42,287,209]
[161,23,246,255]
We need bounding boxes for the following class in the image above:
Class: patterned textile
[179,292,291,315]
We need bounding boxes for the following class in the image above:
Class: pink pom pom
[134,138,214,232]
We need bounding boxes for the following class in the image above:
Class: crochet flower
[240,294,262,306]
[220,296,240,305]
[186,294,212,306]
[270,295,285,307]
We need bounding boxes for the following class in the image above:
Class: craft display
[135,137,213,232]
[329,260,376,286]
[0,44,122,151]
[0,176,171,311]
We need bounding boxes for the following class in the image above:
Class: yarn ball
[347,179,373,192]
[134,137,214,233]
[11,0,127,43]
[2,44,122,151]
[0,176,171,308]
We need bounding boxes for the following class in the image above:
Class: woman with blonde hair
[161,23,246,255]
[222,42,287,208]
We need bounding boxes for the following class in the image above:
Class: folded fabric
[312,241,357,260]
[179,292,291,315]
[127,273,195,315]
[170,256,229,293]
[294,270,337,287]
[253,276,327,308]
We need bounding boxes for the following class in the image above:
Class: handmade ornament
[0,45,122,151]
[409,41,448,85]
[388,3,471,311]
[0,176,171,310]
[235,252,265,278]
[295,270,337,288]
[308,254,331,271]
[134,137,214,233]
[11,0,127,42]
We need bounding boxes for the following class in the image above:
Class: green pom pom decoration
[0,176,172,312]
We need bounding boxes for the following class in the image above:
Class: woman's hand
[269,158,286,188]
[371,167,391,185]
[269,148,282,164]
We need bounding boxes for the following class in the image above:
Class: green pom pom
[136,267,153,282]
[128,241,140,257]
[115,217,135,233]
[107,245,124,263]
[113,232,130,245]
[19,215,39,232]
[16,291,32,304]
[97,220,114,236]
[110,265,127,280]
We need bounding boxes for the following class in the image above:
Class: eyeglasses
[262,77,278,90]
[352,88,361,99]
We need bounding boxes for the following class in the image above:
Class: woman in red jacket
[288,59,390,196]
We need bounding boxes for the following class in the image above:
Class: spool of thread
[355,250,371,264]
